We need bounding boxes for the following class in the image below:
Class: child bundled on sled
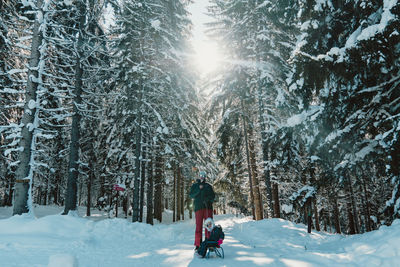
[197,217,225,258]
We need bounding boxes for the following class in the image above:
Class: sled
[204,241,224,259]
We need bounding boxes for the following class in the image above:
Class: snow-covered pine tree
[12,0,50,215]
[62,0,112,215]
[290,0,400,232]
[110,0,201,223]
[2,0,72,210]
[62,0,86,215]
[207,0,303,220]
[0,0,18,207]
[76,0,114,217]
[251,0,301,218]
[206,0,267,220]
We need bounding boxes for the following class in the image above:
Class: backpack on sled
[197,224,225,259]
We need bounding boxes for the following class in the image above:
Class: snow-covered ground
[1,205,400,267]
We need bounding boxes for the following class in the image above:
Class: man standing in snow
[189,171,215,251]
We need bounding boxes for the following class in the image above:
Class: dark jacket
[189,180,215,212]
[207,225,224,242]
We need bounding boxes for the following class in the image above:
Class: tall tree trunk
[86,158,94,217]
[154,153,163,222]
[328,211,332,233]
[43,179,48,206]
[248,126,263,220]
[309,162,319,230]
[347,172,360,233]
[36,187,41,205]
[333,193,341,234]
[86,145,96,216]
[180,168,184,220]
[78,181,83,207]
[114,192,118,218]
[177,164,182,221]
[46,176,51,205]
[322,209,328,232]
[256,77,273,218]
[347,202,356,234]
[63,1,85,215]
[6,177,13,206]
[313,197,320,231]
[99,168,105,201]
[307,198,312,233]
[361,172,372,232]
[251,0,273,217]
[241,100,256,220]
[272,183,280,218]
[146,152,154,225]
[132,79,143,222]
[173,163,176,222]
[53,174,59,205]
[188,175,192,219]
[389,126,400,219]
[13,0,45,215]
[139,136,146,222]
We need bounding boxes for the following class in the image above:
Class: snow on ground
[1,205,400,266]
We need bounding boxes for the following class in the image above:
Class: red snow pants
[194,208,213,247]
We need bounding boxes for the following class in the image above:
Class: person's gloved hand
[217,239,223,246]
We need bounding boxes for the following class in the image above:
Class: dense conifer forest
[1,0,399,235]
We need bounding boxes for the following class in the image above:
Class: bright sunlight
[193,41,222,75]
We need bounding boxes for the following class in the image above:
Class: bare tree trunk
[256,78,273,217]
[86,173,92,217]
[328,211,333,233]
[131,79,143,222]
[347,202,356,234]
[306,198,312,233]
[272,183,280,218]
[53,175,59,205]
[347,172,360,233]
[139,136,146,222]
[313,197,320,231]
[248,126,263,220]
[43,180,48,206]
[388,122,400,220]
[361,173,372,232]
[177,165,182,221]
[241,100,255,220]
[309,164,319,230]
[78,181,83,207]
[333,193,341,234]
[154,153,163,222]
[322,209,328,231]
[36,187,41,205]
[181,168,184,220]
[5,177,13,206]
[86,145,96,217]
[99,170,105,202]
[146,153,154,225]
[173,163,176,222]
[13,0,45,216]
[63,1,86,215]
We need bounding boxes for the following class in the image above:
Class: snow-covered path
[1,207,400,267]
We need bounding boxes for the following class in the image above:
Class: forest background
[0,0,400,236]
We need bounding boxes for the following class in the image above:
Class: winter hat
[199,171,207,180]
[204,217,214,232]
